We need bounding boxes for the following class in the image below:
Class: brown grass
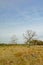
[0,45,43,65]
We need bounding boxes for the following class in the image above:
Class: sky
[0,0,43,43]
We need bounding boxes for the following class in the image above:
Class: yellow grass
[0,45,43,65]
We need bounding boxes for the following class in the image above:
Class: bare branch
[23,30,37,44]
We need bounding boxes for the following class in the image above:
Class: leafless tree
[11,35,18,44]
[23,30,37,44]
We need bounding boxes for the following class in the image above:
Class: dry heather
[0,45,43,65]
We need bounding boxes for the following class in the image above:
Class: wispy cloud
[0,0,43,43]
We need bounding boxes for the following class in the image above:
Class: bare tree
[23,30,37,44]
[11,35,18,44]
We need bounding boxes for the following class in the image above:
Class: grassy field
[0,45,43,65]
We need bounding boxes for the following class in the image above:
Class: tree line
[11,30,43,45]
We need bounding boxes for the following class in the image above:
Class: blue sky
[0,0,43,43]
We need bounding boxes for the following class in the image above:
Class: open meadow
[0,45,43,65]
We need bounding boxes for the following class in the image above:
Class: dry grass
[0,45,43,65]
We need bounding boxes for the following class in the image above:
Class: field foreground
[0,45,43,65]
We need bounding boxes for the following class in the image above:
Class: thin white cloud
[0,0,43,42]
